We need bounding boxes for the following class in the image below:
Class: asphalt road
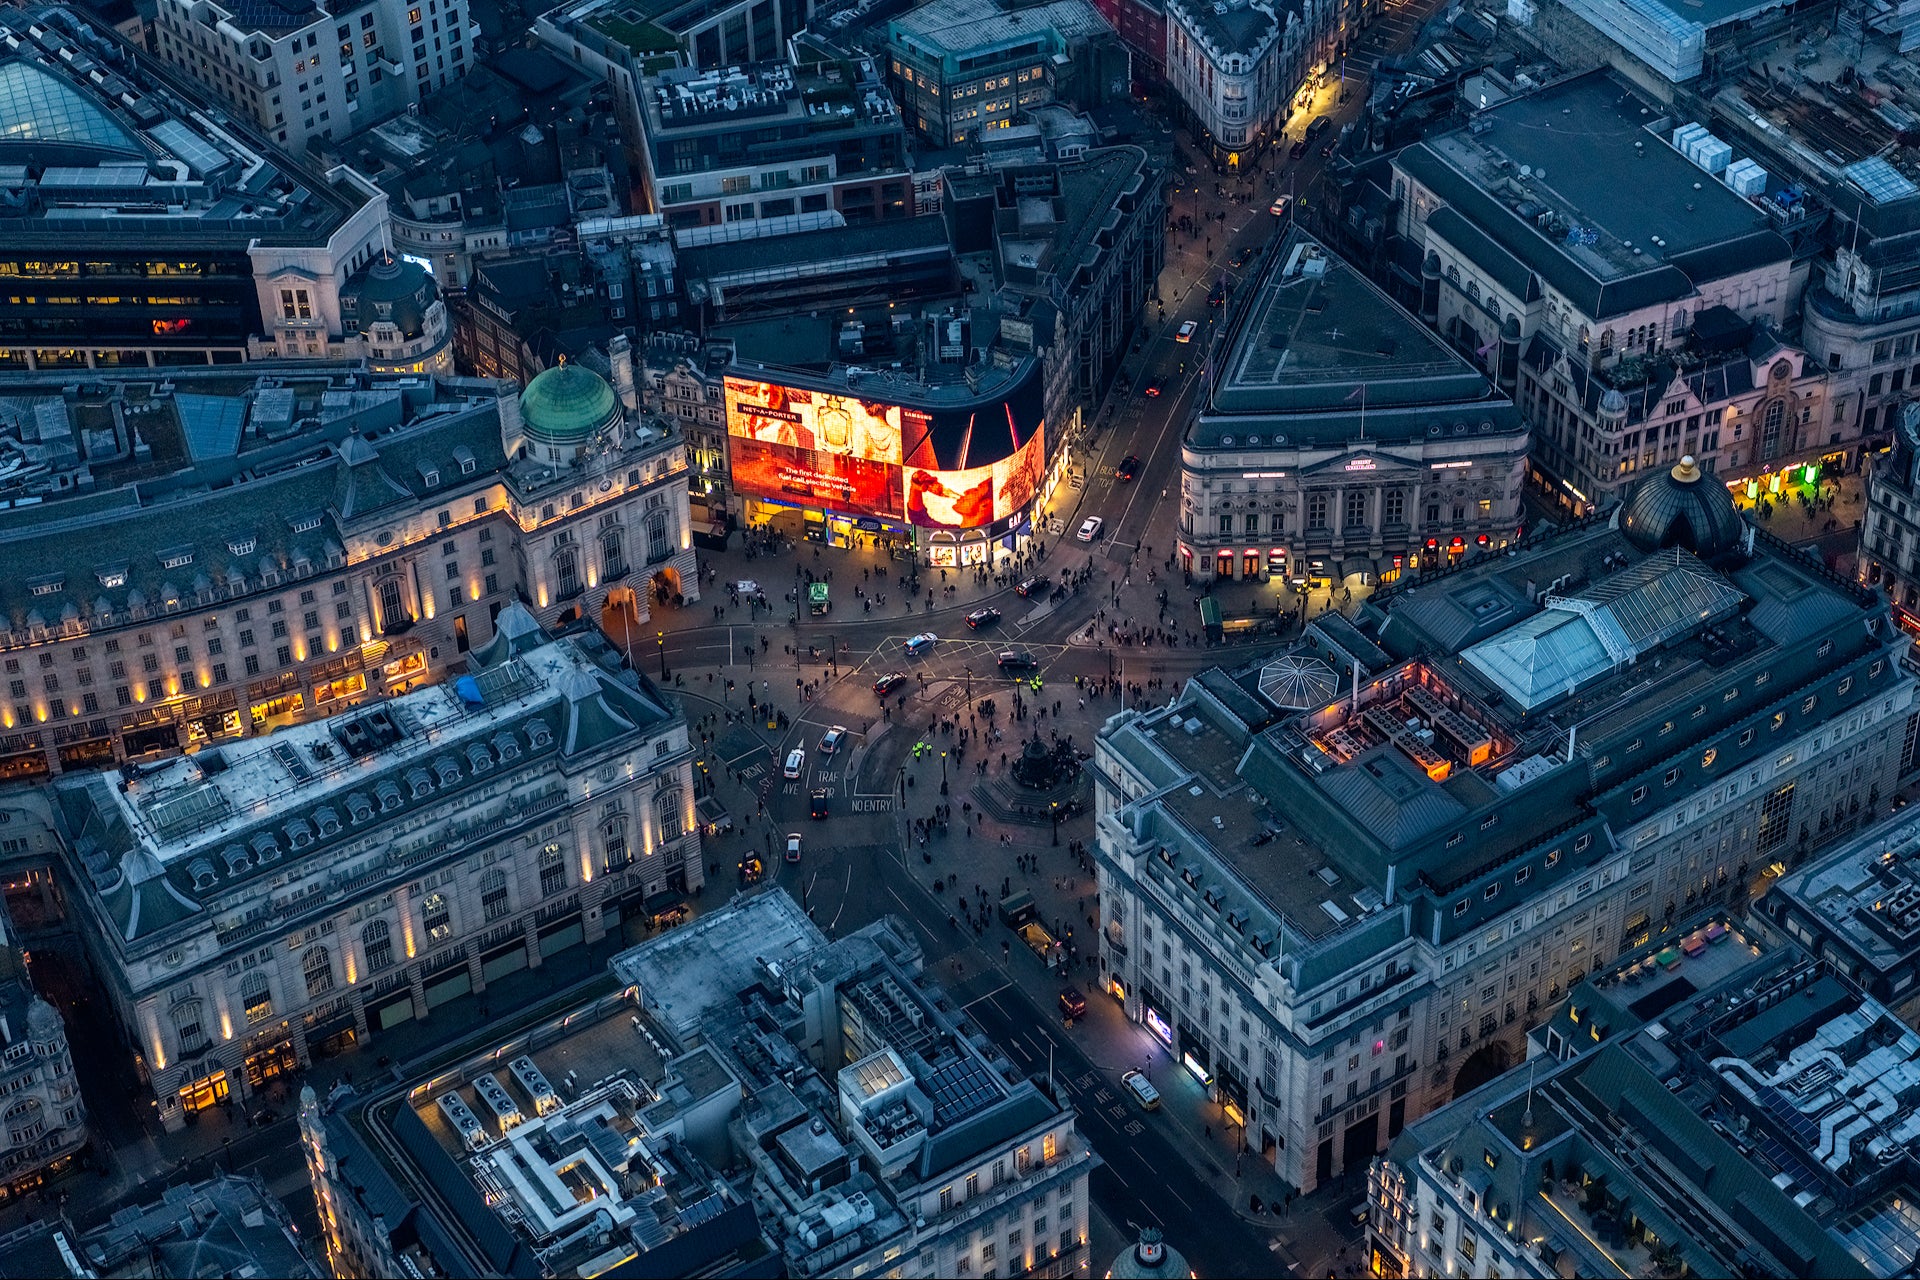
[960,981,1301,1279]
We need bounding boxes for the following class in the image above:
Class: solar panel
[1844,157,1919,206]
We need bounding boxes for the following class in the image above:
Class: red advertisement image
[903,463,996,529]
[730,436,902,519]
[991,425,1046,522]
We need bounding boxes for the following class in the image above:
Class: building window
[303,945,334,998]
[602,819,631,872]
[554,548,581,599]
[657,790,683,841]
[172,1002,208,1055]
[601,528,627,580]
[1344,490,1368,529]
[481,868,510,921]
[241,972,274,1025]
[422,891,452,943]
[540,842,567,895]
[647,514,671,563]
[362,919,393,971]
[1307,494,1328,529]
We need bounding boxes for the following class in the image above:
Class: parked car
[783,747,805,779]
[1289,139,1308,159]
[1176,319,1198,342]
[965,607,1002,630]
[904,632,937,655]
[1076,516,1104,542]
[1307,114,1332,139]
[785,833,803,863]
[819,725,847,754]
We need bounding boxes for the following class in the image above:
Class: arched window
[602,817,631,873]
[171,1000,208,1055]
[539,841,567,896]
[303,945,334,999]
[554,547,581,599]
[362,918,393,973]
[240,971,273,1025]
[1761,400,1786,461]
[600,527,627,580]
[657,789,684,842]
[481,868,510,921]
[1599,329,1614,354]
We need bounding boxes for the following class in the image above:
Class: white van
[1121,1070,1161,1111]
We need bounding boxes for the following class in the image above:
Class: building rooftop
[1198,228,1509,438]
[642,57,900,138]
[80,1173,323,1278]
[58,616,676,949]
[1400,69,1789,319]
[887,0,1108,59]
[1389,951,1915,1280]
[0,368,505,649]
[613,890,824,1046]
[311,987,771,1279]
[0,7,372,249]
[1163,0,1283,57]
[1768,811,1920,983]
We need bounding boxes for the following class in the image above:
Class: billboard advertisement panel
[728,436,901,519]
[724,369,1045,529]
[725,377,902,463]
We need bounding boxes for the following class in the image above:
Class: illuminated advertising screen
[725,377,902,463]
[728,436,901,519]
[725,370,1045,528]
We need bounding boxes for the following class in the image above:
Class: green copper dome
[519,361,618,446]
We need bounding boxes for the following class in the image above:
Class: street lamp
[940,750,949,795]
[964,666,972,701]
[1051,800,1060,846]
[656,631,667,680]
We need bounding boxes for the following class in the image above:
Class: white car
[904,632,937,655]
[785,833,803,864]
[733,579,759,595]
[1076,516,1104,542]
[783,747,805,779]
[820,725,847,755]
[1176,319,1198,343]
[1269,195,1290,217]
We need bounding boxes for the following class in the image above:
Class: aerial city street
[0,0,1911,1275]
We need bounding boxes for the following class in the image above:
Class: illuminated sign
[1431,460,1473,470]
[725,372,1045,529]
[1144,1008,1173,1045]
[1343,456,1377,472]
[1241,471,1290,479]
[1183,1051,1213,1086]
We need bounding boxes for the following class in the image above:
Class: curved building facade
[722,358,1060,565]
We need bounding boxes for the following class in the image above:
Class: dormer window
[289,513,323,534]
[28,576,64,597]
[453,445,476,475]
[227,536,257,557]
[418,462,441,487]
[97,567,128,589]
[159,548,194,570]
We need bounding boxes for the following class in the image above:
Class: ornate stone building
[28,610,698,1130]
[0,912,84,1202]
[0,356,695,779]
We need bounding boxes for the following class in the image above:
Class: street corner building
[18,608,699,1132]
[0,352,695,780]
[1366,943,1920,1279]
[0,910,86,1204]
[1178,226,1530,591]
[1092,454,1919,1195]
[300,890,1094,1278]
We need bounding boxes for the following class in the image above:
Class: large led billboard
[725,370,1045,529]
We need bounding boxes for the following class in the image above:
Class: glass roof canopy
[1462,549,1745,712]
[0,60,142,154]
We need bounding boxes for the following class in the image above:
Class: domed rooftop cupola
[1618,455,1745,560]
[514,358,620,468]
